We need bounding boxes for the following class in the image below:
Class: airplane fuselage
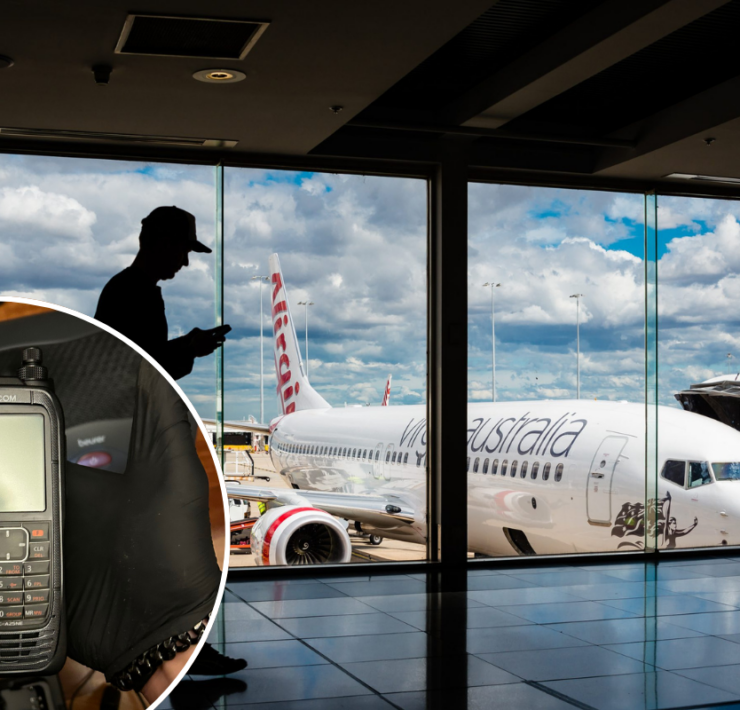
[267,400,740,556]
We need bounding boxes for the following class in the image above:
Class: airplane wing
[226,482,417,528]
[200,419,271,435]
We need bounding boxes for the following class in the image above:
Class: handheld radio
[0,348,65,675]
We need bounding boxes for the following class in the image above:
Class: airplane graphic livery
[226,254,740,565]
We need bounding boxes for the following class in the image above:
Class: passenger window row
[466,456,563,482]
[274,440,416,466]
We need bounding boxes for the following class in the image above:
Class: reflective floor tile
[215,666,373,704]
[385,683,579,710]
[340,655,518,693]
[216,618,293,643]
[543,671,739,710]
[604,636,740,670]
[386,606,531,633]
[466,624,588,654]
[559,581,673,601]
[508,570,623,587]
[659,577,740,594]
[221,697,396,710]
[606,594,738,616]
[227,581,347,602]
[677,664,740,695]
[664,610,740,635]
[325,580,427,596]
[250,597,378,618]
[552,617,704,645]
[654,567,711,582]
[598,567,652,582]
[355,592,484,613]
[314,574,413,583]
[468,587,583,606]
[477,645,651,681]
[279,612,417,638]
[217,639,329,669]
[305,632,431,663]
[222,603,266,621]
[499,600,637,624]
[692,590,740,608]
[466,575,539,592]
[678,563,740,578]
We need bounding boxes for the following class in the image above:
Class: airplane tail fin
[268,254,331,414]
[381,374,392,406]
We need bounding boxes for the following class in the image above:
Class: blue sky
[0,154,738,418]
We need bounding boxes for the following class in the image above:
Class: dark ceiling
[3,0,740,192]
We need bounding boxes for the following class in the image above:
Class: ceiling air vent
[115,14,269,60]
[0,127,237,149]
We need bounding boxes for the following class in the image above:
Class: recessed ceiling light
[665,172,740,185]
[193,68,246,84]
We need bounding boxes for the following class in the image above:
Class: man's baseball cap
[141,206,212,253]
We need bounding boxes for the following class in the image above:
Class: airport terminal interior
[10,1,740,708]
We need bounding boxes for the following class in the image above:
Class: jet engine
[250,505,352,565]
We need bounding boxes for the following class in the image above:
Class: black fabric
[0,332,140,428]
[64,359,220,678]
[95,267,195,380]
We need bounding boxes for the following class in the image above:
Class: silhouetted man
[95,206,229,379]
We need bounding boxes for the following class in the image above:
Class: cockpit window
[689,461,713,487]
[712,462,740,481]
[661,460,686,487]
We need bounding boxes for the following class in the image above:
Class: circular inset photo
[0,299,228,709]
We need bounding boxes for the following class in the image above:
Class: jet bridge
[675,377,740,431]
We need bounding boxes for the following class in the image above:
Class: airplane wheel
[369,534,383,546]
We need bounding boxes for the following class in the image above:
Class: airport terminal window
[662,460,686,487]
[469,183,646,558]
[224,167,426,567]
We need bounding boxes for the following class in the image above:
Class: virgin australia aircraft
[226,254,740,565]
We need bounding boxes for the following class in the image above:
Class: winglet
[269,254,331,414]
[381,374,392,406]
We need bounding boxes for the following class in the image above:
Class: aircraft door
[382,444,394,481]
[372,443,383,479]
[587,436,629,524]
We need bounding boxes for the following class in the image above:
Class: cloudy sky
[0,152,739,421]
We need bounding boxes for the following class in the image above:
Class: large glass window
[658,195,740,549]
[468,183,646,557]
[223,169,427,567]
[0,154,218,420]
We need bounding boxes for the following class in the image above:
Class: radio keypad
[0,523,52,626]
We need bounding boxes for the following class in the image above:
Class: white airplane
[226,254,740,565]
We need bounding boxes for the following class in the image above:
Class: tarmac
[226,449,426,568]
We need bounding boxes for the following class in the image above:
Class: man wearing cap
[95,206,229,380]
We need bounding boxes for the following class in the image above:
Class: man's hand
[188,325,231,357]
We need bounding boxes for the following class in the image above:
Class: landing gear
[354,521,383,546]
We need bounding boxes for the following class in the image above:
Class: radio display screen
[0,415,45,512]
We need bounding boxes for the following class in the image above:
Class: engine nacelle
[251,505,352,566]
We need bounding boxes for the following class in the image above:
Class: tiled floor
[160,558,740,709]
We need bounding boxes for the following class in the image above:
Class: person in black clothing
[95,206,244,678]
[95,205,229,379]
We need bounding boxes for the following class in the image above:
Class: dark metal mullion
[428,139,470,584]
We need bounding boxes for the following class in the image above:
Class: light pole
[482,282,501,402]
[251,274,270,423]
[570,294,584,399]
[297,300,314,379]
